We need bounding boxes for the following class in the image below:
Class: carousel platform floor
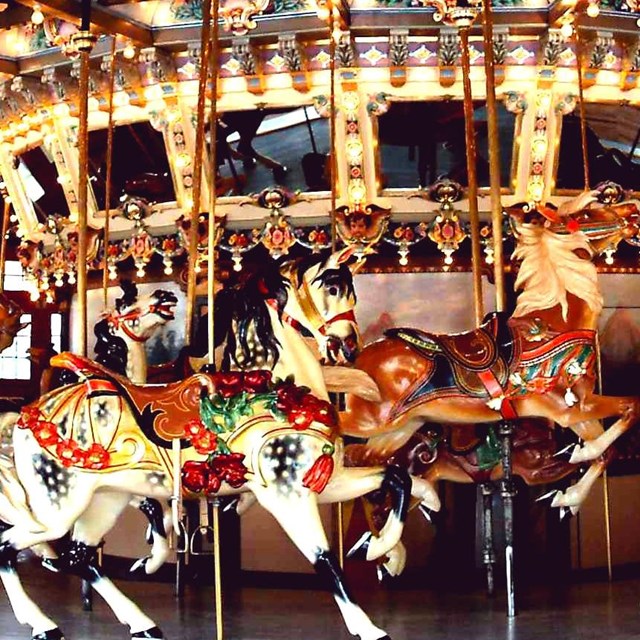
[2,564,640,640]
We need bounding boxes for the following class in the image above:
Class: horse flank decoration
[0,248,411,640]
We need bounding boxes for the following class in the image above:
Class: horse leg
[0,521,63,640]
[250,483,391,640]
[319,465,411,562]
[52,492,164,639]
[550,458,609,512]
[515,394,639,463]
[129,497,171,576]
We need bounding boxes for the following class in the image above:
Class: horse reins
[271,266,358,339]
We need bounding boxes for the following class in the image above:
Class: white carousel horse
[0,247,410,640]
[93,279,178,385]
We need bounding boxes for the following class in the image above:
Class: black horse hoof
[33,629,65,640]
[418,504,438,525]
[376,564,391,582]
[346,532,372,561]
[132,626,164,639]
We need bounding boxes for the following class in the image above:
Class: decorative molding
[389,29,409,87]
[231,37,264,94]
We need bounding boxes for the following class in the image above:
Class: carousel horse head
[0,292,26,353]
[107,279,178,342]
[507,198,640,323]
[214,247,362,370]
[280,246,362,365]
[94,280,178,378]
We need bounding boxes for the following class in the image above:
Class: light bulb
[560,21,573,38]
[31,4,44,25]
[586,1,600,18]
[123,41,136,60]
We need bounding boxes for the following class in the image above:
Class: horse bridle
[274,265,358,340]
[107,304,169,343]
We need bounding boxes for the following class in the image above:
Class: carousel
[0,0,639,638]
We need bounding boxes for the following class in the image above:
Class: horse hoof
[132,626,164,639]
[376,564,391,582]
[33,629,65,640]
[129,557,149,576]
[418,504,438,525]
[346,532,372,561]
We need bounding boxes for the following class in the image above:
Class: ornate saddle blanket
[387,314,596,420]
[386,312,516,407]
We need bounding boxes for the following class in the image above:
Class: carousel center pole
[208,0,224,636]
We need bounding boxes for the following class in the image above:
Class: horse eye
[328,286,339,296]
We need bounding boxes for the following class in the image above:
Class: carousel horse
[342,197,640,520]
[345,417,584,577]
[0,247,410,640]
[94,279,178,385]
[0,292,26,354]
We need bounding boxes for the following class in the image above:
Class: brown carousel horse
[345,417,584,578]
[342,196,640,521]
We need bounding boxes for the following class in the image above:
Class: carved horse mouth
[150,291,178,321]
[324,330,360,365]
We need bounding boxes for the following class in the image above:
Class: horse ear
[326,246,357,269]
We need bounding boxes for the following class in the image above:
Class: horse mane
[217,259,289,369]
[292,251,356,301]
[116,280,138,313]
[512,223,602,321]
[94,318,129,376]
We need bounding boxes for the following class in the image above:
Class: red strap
[477,369,518,420]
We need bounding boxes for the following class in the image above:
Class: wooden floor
[3,563,640,640]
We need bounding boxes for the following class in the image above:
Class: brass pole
[481,1,505,312]
[460,27,484,326]
[0,201,10,294]
[212,497,223,640]
[102,37,117,308]
[209,2,223,639]
[186,0,212,346]
[208,0,219,364]
[76,48,91,357]
[329,6,337,251]
[595,333,613,580]
[576,29,590,191]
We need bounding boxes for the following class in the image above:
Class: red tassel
[302,449,334,493]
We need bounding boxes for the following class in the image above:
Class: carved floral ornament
[220,0,271,36]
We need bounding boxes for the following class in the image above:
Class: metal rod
[185,0,212,346]
[102,37,117,308]
[336,500,344,570]
[498,421,516,617]
[0,201,10,294]
[481,0,505,312]
[76,49,90,357]
[576,29,590,191]
[481,483,496,597]
[329,6,337,251]
[459,27,484,326]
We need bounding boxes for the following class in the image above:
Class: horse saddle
[50,352,211,442]
[386,312,515,399]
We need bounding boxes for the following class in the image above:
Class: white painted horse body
[0,249,409,640]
